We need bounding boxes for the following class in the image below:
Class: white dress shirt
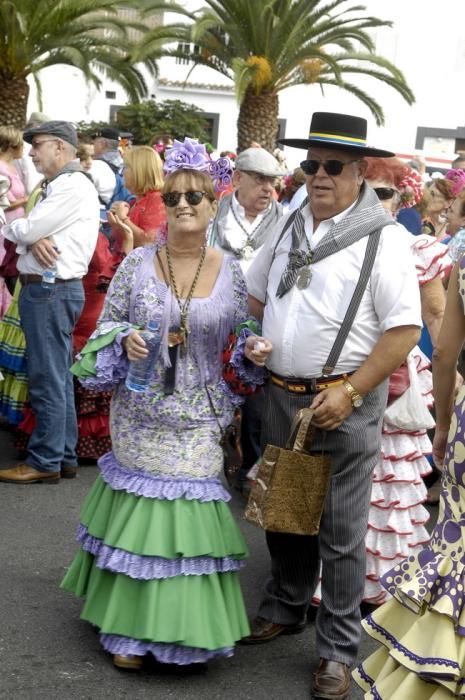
[246,203,422,378]
[3,170,100,279]
[89,159,116,205]
[218,194,272,273]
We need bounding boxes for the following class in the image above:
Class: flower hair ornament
[163,137,233,194]
[445,168,465,197]
[398,167,424,208]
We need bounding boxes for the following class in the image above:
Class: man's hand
[310,385,353,430]
[30,239,60,268]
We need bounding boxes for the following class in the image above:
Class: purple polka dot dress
[353,254,465,697]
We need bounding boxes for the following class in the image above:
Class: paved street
[0,423,423,700]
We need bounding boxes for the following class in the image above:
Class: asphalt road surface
[0,423,432,700]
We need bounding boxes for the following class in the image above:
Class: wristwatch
[342,379,364,408]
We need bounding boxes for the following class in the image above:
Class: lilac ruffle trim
[77,525,244,579]
[99,451,231,502]
[230,328,267,387]
[100,633,234,665]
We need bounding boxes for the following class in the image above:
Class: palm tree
[0,0,172,128]
[135,0,415,152]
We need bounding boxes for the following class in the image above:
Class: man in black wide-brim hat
[241,112,423,699]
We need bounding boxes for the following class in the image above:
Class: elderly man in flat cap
[210,147,284,494]
[241,112,422,700]
[0,120,99,485]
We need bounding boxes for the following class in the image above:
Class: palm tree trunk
[237,89,279,154]
[0,74,30,128]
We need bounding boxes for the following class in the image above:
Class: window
[202,113,220,148]
[105,90,116,99]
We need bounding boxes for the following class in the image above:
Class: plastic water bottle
[41,247,58,288]
[125,320,162,392]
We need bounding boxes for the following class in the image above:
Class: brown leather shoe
[312,658,350,699]
[113,654,143,671]
[240,616,306,644]
[0,463,60,484]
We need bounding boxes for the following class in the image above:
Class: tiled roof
[157,78,234,92]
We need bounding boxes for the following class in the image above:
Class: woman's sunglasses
[300,158,361,176]
[161,190,209,207]
[373,187,397,201]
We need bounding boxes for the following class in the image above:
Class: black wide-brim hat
[279,112,395,158]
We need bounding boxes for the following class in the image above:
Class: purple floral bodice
[96,245,249,478]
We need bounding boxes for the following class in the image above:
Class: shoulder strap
[322,228,382,376]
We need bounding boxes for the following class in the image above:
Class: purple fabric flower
[163,138,210,174]
[209,156,233,193]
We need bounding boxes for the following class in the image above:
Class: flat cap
[235,148,283,177]
[23,120,78,148]
[92,127,120,141]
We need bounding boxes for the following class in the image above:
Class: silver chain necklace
[230,202,272,259]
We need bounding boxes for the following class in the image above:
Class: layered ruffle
[61,454,249,664]
[355,602,465,697]
[98,451,230,502]
[100,634,233,665]
[364,349,434,604]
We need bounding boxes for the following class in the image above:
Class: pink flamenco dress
[363,235,452,605]
[353,253,465,698]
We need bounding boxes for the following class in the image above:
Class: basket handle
[287,408,316,452]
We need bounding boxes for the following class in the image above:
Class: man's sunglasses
[161,190,210,207]
[373,187,397,201]
[300,158,361,176]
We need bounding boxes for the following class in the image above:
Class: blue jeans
[19,280,84,473]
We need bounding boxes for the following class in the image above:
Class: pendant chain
[230,201,271,247]
[165,244,207,342]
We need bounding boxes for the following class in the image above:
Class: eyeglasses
[300,158,361,176]
[31,139,59,149]
[373,187,397,201]
[161,190,210,207]
[242,171,280,187]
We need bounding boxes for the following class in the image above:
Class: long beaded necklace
[230,203,272,260]
[165,244,207,347]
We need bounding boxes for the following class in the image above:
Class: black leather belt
[19,274,79,285]
[270,371,351,394]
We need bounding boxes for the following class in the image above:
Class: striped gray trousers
[257,379,388,665]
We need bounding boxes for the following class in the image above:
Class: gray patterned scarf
[276,184,393,298]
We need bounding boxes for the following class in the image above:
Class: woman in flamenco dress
[61,146,270,670]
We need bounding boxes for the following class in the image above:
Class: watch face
[353,396,363,408]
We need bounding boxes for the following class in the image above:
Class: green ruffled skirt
[61,470,250,664]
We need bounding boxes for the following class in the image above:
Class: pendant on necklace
[168,328,186,347]
[241,244,254,260]
[296,266,312,290]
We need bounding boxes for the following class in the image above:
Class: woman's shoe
[113,654,143,671]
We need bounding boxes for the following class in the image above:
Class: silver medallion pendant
[296,266,312,289]
[242,244,254,260]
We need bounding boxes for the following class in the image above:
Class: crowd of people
[1,108,465,699]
